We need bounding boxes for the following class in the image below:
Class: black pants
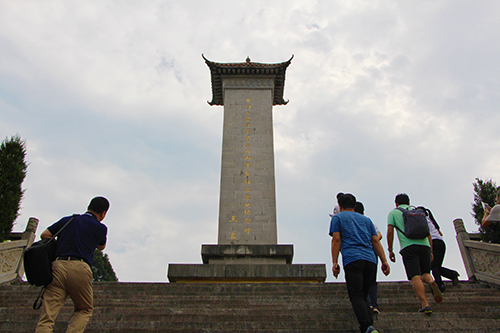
[345,260,377,333]
[431,239,458,288]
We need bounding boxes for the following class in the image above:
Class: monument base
[167,263,326,283]
[201,244,293,264]
[167,244,326,283]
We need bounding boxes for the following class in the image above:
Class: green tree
[472,177,500,243]
[0,135,28,242]
[92,249,118,282]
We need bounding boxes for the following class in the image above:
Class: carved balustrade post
[15,217,39,281]
[454,218,477,282]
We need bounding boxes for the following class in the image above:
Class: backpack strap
[43,214,77,248]
[52,214,78,239]
[396,207,407,213]
[33,286,45,310]
[393,225,405,235]
[418,206,441,230]
[393,207,406,235]
[426,209,440,230]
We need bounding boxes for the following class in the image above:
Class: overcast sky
[2,1,500,283]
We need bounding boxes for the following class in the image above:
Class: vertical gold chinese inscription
[244,98,252,234]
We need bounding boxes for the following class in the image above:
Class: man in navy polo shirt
[36,197,109,333]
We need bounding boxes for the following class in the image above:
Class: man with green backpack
[386,193,443,315]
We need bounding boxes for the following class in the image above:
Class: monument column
[167,56,326,282]
[218,76,277,245]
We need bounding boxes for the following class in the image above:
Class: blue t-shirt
[48,212,107,266]
[329,211,377,267]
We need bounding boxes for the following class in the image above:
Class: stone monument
[167,56,326,282]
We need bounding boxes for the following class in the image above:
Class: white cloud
[3,1,500,283]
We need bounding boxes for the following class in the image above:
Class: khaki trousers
[36,259,94,333]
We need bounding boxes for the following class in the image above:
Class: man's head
[336,192,344,202]
[88,196,109,221]
[497,190,500,204]
[395,193,410,206]
[338,193,356,210]
[354,201,365,215]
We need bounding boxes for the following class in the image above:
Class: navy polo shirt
[48,212,107,266]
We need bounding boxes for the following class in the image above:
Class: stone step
[2,281,493,298]
[1,281,499,332]
[2,315,500,333]
[3,289,497,311]
[1,279,493,294]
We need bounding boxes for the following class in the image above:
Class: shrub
[0,135,28,242]
[472,177,500,243]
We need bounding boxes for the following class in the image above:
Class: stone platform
[167,263,326,283]
[201,244,293,264]
[168,244,326,283]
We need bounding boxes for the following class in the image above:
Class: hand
[389,250,396,262]
[381,262,390,276]
[332,263,340,278]
[431,253,434,262]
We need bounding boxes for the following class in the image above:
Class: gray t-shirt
[486,205,500,223]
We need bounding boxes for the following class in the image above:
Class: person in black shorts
[387,193,442,314]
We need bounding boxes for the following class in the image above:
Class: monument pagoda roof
[203,55,293,106]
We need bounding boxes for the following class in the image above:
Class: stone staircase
[1,280,500,332]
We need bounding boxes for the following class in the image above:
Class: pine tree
[472,177,500,243]
[92,249,118,282]
[0,135,28,242]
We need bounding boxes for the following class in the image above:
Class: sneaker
[418,306,433,315]
[365,326,379,333]
[430,282,443,303]
[372,307,380,314]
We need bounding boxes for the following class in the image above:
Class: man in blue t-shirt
[36,197,109,333]
[329,194,390,333]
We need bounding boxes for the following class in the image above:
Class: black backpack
[395,206,430,239]
[23,215,76,309]
[24,237,58,287]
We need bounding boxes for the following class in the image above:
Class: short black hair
[336,192,344,200]
[338,193,356,209]
[88,196,110,214]
[354,201,364,215]
[395,193,410,205]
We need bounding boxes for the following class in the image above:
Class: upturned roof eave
[203,55,293,106]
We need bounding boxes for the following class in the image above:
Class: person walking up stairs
[387,193,442,314]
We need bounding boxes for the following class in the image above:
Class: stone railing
[0,217,39,284]
[454,218,500,287]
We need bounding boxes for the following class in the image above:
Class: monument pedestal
[168,244,326,283]
[168,263,326,283]
[201,244,293,264]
